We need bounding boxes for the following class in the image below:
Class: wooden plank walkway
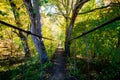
[49,42,69,80]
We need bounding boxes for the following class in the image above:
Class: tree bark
[23,0,48,64]
[65,0,89,56]
[9,0,31,58]
[16,31,30,57]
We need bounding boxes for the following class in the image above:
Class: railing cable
[0,20,54,41]
[70,14,120,42]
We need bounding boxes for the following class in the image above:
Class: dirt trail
[50,42,69,80]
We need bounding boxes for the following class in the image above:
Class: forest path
[49,41,69,80]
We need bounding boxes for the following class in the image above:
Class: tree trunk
[18,32,30,57]
[9,0,31,58]
[65,0,89,56]
[23,0,48,63]
[65,17,70,57]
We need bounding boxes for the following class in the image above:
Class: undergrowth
[0,56,53,80]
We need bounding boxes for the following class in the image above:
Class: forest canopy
[0,0,120,80]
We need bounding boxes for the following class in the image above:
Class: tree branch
[79,3,120,15]
[70,14,120,41]
[0,20,53,40]
[74,0,89,10]
[56,4,66,19]
[67,0,89,39]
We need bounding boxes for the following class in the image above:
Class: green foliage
[38,0,48,6]
[0,10,7,16]
[0,0,120,80]
[0,56,53,80]
[68,57,120,80]
[69,0,120,80]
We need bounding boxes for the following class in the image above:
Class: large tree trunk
[9,0,31,58]
[65,0,89,56]
[23,0,48,63]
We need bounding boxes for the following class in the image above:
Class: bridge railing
[0,20,54,41]
[69,14,120,42]
[0,20,57,58]
[66,14,120,76]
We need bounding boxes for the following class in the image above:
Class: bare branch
[58,0,66,8]
[55,4,66,19]
[53,0,66,18]
[71,0,74,12]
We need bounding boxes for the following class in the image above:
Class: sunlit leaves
[71,0,120,65]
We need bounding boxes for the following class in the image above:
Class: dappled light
[0,0,120,80]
